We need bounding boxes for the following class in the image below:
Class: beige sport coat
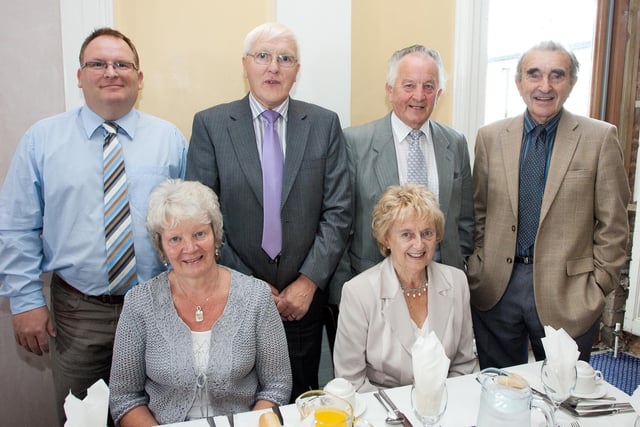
[468,109,630,337]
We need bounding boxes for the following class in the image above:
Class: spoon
[374,392,404,424]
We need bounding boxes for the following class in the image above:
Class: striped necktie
[102,121,138,294]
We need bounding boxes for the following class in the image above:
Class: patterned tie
[407,129,428,187]
[517,125,547,251]
[102,121,137,294]
[261,110,284,259]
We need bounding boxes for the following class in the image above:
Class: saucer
[353,393,366,417]
[571,382,607,399]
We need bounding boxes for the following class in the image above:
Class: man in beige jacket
[468,41,629,369]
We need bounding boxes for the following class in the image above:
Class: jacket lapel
[426,263,454,341]
[372,115,400,191]
[379,258,416,355]
[228,96,264,206]
[430,122,453,212]
[499,115,525,217]
[540,110,579,223]
[281,99,310,205]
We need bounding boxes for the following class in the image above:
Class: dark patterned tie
[260,110,283,259]
[407,129,428,187]
[517,125,547,251]
[102,121,137,294]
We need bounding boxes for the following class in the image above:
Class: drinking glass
[411,383,448,427]
[540,359,577,426]
[295,390,353,427]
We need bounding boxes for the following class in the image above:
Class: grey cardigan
[109,269,292,425]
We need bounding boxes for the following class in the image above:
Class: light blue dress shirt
[0,106,187,314]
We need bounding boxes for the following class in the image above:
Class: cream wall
[112,0,456,137]
[351,1,455,127]
[114,0,272,139]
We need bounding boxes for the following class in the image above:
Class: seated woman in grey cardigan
[109,179,292,426]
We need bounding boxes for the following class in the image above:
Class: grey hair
[243,22,299,59]
[146,179,224,260]
[516,40,580,83]
[387,44,446,89]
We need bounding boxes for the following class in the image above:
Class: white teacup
[574,360,603,395]
[324,377,356,409]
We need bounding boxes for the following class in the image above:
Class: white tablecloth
[166,361,638,426]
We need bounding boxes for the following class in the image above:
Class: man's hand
[273,275,317,322]
[13,306,56,355]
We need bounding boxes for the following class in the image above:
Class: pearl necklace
[400,283,428,298]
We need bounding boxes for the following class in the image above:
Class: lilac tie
[261,110,283,259]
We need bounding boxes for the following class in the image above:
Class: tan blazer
[334,257,476,392]
[468,109,630,337]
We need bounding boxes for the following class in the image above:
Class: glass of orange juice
[295,390,353,426]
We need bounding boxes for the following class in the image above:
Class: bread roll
[259,411,282,427]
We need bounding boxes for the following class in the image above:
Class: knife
[227,413,234,427]
[272,405,284,425]
[562,403,635,417]
[206,417,216,427]
[378,388,414,427]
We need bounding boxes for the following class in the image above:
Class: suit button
[512,225,516,232]
[507,257,513,264]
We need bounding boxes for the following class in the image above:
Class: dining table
[165,361,638,426]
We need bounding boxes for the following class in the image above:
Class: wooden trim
[589,0,611,119]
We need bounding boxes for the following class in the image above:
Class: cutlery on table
[374,392,404,424]
[272,405,284,425]
[562,404,635,417]
[378,388,414,427]
[206,417,216,427]
[227,413,234,427]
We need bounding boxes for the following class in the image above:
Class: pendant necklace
[173,274,216,323]
[400,282,428,298]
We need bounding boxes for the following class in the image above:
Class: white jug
[476,368,554,427]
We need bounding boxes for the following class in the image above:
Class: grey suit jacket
[186,95,352,291]
[330,114,474,301]
[333,257,476,392]
[468,109,630,337]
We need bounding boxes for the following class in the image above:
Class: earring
[215,249,220,258]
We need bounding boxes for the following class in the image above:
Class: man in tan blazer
[468,41,629,369]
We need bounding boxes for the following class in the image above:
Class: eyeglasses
[246,52,298,68]
[81,61,138,72]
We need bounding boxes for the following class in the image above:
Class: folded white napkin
[412,331,450,416]
[63,379,109,427]
[541,325,580,393]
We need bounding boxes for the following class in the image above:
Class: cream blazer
[333,257,476,392]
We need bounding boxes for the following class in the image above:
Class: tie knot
[532,125,546,140]
[102,121,119,135]
[262,109,280,124]
[408,129,423,146]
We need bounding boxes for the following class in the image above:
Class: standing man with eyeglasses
[186,22,352,400]
[0,28,186,425]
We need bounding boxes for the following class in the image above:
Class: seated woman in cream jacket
[333,184,476,392]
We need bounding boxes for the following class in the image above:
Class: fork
[570,421,581,427]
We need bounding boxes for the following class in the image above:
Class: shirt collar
[80,105,138,140]
[524,109,563,136]
[248,93,289,122]
[390,111,430,143]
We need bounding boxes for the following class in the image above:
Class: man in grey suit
[186,22,351,400]
[330,45,474,312]
[468,41,629,368]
